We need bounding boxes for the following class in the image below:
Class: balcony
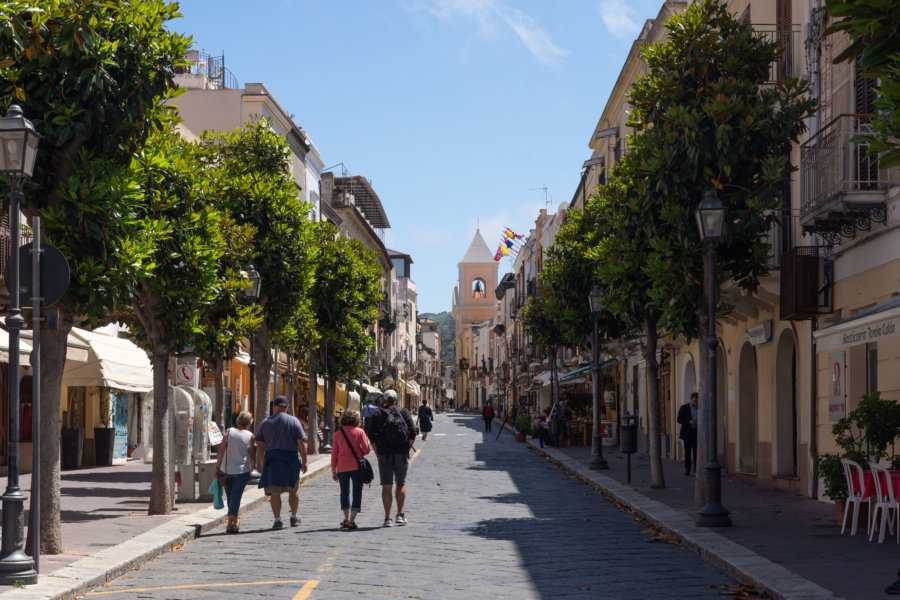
[752,25,803,83]
[800,114,888,244]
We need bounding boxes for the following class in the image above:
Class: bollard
[621,414,638,484]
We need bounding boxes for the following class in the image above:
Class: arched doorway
[738,342,757,473]
[682,354,696,402]
[775,329,798,476]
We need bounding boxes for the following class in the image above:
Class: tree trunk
[644,309,666,489]
[35,305,74,554]
[324,349,335,441]
[307,352,319,455]
[253,321,272,423]
[214,358,224,430]
[148,347,172,515]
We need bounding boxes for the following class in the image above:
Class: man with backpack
[365,389,417,527]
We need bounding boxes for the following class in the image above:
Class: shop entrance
[738,342,757,473]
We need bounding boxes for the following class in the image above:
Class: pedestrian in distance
[331,409,371,531]
[361,395,377,430]
[482,400,494,432]
[215,410,255,534]
[365,389,417,527]
[677,392,699,476]
[417,399,433,440]
[256,395,308,529]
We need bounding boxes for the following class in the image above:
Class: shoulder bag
[340,428,374,485]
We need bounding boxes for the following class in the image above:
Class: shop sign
[815,308,900,353]
[747,320,772,346]
[828,351,845,421]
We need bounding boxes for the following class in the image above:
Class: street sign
[5,243,70,306]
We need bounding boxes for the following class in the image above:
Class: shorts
[264,481,299,496]
[377,453,409,486]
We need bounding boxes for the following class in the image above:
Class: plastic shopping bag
[208,478,224,510]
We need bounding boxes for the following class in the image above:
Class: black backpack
[382,406,412,447]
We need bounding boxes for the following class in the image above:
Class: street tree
[202,118,315,428]
[0,0,189,551]
[120,125,230,515]
[307,222,381,451]
[824,0,900,167]
[591,0,815,495]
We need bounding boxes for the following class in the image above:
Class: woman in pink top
[331,410,371,530]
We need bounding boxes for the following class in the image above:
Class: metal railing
[753,25,803,83]
[801,114,887,217]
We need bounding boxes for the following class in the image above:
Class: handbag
[207,478,224,510]
[340,428,374,485]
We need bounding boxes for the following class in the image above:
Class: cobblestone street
[82,414,739,600]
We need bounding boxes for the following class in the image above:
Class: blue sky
[172,0,666,313]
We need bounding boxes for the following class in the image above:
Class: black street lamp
[588,285,609,470]
[0,105,39,584]
[695,190,731,527]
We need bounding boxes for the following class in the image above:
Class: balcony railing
[753,25,803,83]
[800,114,888,241]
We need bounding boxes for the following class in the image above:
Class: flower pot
[515,432,526,442]
[94,427,116,466]
[834,498,870,529]
[61,428,84,470]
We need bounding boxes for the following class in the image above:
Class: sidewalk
[0,453,332,600]
[521,432,897,600]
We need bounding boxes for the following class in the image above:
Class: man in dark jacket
[677,392,699,476]
[365,390,417,527]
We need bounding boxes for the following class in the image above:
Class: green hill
[420,311,455,369]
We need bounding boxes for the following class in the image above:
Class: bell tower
[453,229,498,327]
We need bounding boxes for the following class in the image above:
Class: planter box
[94,427,115,466]
[515,432,526,442]
[61,429,84,470]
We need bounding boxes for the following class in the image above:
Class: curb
[528,441,843,600]
[0,455,332,600]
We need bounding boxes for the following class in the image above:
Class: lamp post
[588,285,609,470]
[695,190,732,527]
[0,105,39,584]
[242,265,261,479]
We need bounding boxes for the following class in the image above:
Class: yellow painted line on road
[314,555,337,572]
[86,580,318,596]
[292,579,320,600]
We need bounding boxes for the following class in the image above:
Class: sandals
[347,521,358,530]
[340,520,350,529]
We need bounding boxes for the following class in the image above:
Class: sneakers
[272,519,283,530]
[395,513,407,526]
[290,515,301,527]
[383,518,394,527]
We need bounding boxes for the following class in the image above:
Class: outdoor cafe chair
[869,462,899,543]
[841,458,870,535]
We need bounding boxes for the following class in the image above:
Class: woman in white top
[215,410,255,533]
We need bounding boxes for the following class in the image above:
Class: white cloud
[416,0,568,65]
[597,0,642,40]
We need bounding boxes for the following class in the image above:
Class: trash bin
[621,414,638,455]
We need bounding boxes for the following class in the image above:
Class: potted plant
[817,453,848,516]
[94,391,116,466]
[514,415,531,442]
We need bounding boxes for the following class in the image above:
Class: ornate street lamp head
[695,189,725,243]
[242,264,262,300]
[0,105,40,179]
[589,284,604,318]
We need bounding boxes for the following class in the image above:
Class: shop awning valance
[62,327,152,392]
[0,327,33,364]
[560,365,590,380]
[405,379,421,396]
[814,296,900,353]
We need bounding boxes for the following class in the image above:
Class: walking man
[677,392,699,476]
[256,395,308,529]
[361,395,377,429]
[366,389,417,527]
[482,400,494,432]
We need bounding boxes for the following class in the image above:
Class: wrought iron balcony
[752,25,802,83]
[800,114,888,244]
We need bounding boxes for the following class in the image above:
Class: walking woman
[331,410,371,530]
[216,410,255,533]
[417,399,433,440]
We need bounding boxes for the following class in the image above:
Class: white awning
[405,379,421,397]
[534,371,552,386]
[814,296,900,353]
[62,327,152,392]
[0,328,33,364]
[361,383,382,395]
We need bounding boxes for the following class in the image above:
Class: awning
[0,327,33,364]
[534,371,552,386]
[814,296,900,353]
[405,379,421,397]
[560,365,590,380]
[561,377,587,386]
[361,383,382,396]
[62,327,152,392]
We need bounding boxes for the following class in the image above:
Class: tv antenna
[530,185,550,210]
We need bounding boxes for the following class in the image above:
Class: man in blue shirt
[677,392,699,476]
[256,396,308,529]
